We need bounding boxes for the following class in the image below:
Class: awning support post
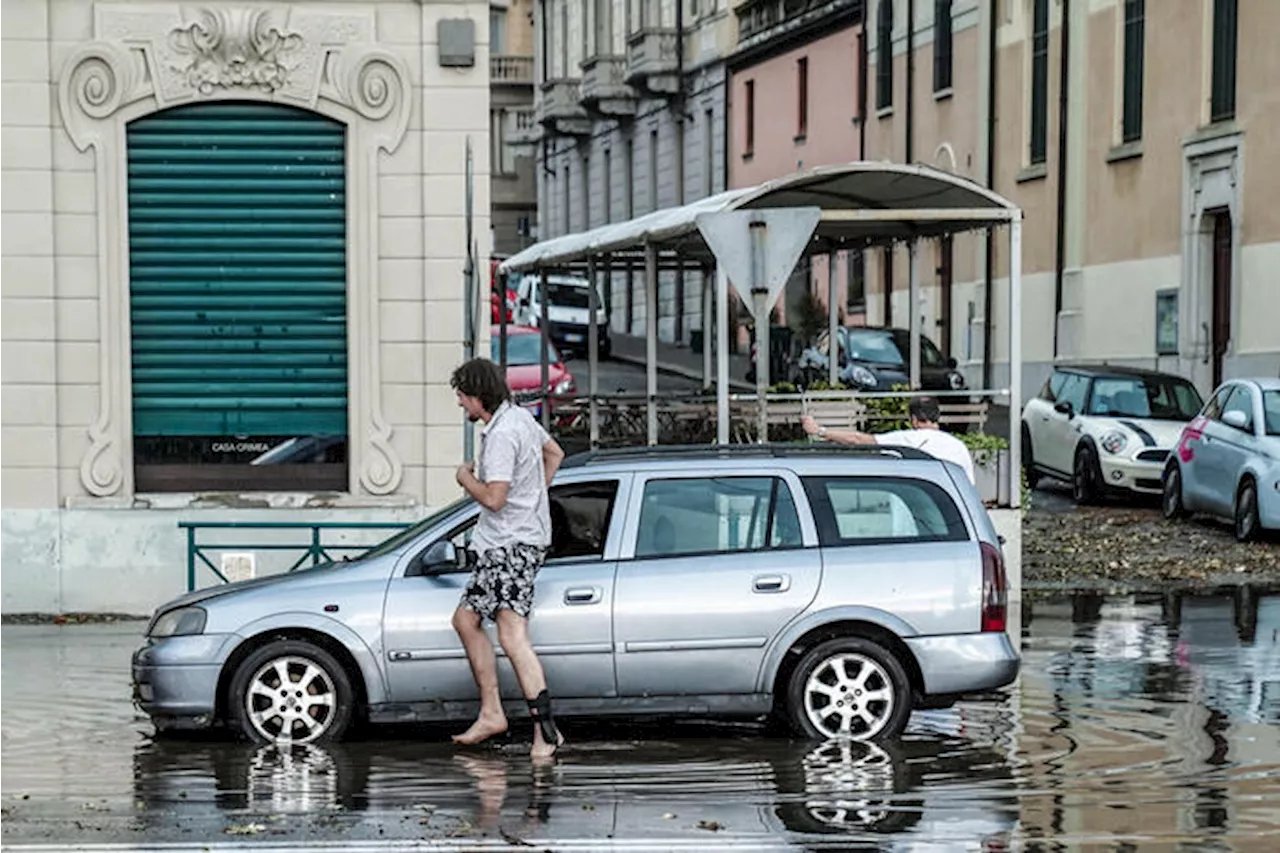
[645,242,659,446]
[1008,217,1023,509]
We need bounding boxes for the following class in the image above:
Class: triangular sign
[696,207,821,314]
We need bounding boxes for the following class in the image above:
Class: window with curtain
[1121,0,1144,142]
[933,0,952,92]
[846,251,866,313]
[877,0,894,110]
[1029,0,1049,164]
[1210,0,1237,122]
[797,57,809,138]
[744,79,756,154]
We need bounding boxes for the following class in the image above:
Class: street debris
[222,822,266,835]
[697,820,724,832]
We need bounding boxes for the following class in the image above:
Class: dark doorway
[1210,209,1232,389]
[937,236,954,358]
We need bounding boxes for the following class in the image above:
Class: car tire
[1162,463,1188,520]
[1072,443,1104,505]
[786,637,912,743]
[228,639,355,745]
[1021,425,1041,490]
[1235,479,1260,543]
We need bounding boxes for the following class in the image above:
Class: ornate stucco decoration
[58,4,411,498]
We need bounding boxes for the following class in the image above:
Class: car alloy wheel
[1073,444,1102,505]
[1235,480,1260,543]
[1022,425,1041,490]
[787,637,911,742]
[229,640,354,745]
[1162,465,1186,520]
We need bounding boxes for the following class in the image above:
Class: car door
[1040,372,1091,476]
[612,469,822,698]
[1201,385,1257,513]
[380,476,628,707]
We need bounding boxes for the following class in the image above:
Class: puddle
[3,589,1279,848]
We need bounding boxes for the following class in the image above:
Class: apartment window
[595,0,612,55]
[934,0,953,92]
[581,0,590,59]
[625,137,635,217]
[648,128,659,212]
[490,109,510,175]
[1210,0,1237,122]
[876,0,894,110]
[559,0,569,77]
[846,250,865,312]
[562,163,571,235]
[882,246,894,325]
[490,9,507,54]
[603,148,613,222]
[744,79,756,155]
[1121,0,1144,142]
[702,108,715,196]
[1029,0,1049,165]
[796,57,809,138]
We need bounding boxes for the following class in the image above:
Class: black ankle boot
[527,689,562,747]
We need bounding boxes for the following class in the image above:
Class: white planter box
[972,448,1011,506]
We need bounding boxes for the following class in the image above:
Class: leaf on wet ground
[662,812,677,819]
[500,828,535,846]
[697,820,724,831]
[223,822,267,835]
[581,803,596,810]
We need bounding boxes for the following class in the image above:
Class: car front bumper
[905,631,1021,696]
[1260,474,1280,531]
[132,633,238,730]
[549,321,609,350]
[1098,453,1170,493]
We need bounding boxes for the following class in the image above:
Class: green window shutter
[127,101,347,439]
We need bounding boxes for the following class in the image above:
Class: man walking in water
[801,395,976,484]
[450,357,567,759]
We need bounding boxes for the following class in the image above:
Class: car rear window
[802,476,969,546]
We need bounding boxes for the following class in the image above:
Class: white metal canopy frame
[498,162,1025,507]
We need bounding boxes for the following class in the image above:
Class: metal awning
[492,161,1025,508]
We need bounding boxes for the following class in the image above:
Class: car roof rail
[560,443,939,469]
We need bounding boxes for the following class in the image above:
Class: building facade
[532,0,735,345]
[490,0,538,256]
[727,0,866,331]
[1,0,492,614]
[865,0,1279,399]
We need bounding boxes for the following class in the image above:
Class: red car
[490,326,576,420]
[490,258,516,324]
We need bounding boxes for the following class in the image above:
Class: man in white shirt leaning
[801,395,976,485]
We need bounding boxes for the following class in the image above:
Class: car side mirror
[1054,400,1074,418]
[1222,409,1249,431]
[417,540,463,576]
[946,357,958,369]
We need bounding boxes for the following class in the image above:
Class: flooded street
[3,590,1280,850]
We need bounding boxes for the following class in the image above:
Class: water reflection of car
[1163,377,1280,541]
[129,732,1015,843]
[795,327,967,393]
[132,445,1016,747]
[1021,365,1204,504]
[249,436,346,466]
[491,325,576,420]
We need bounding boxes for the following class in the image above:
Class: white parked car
[512,272,611,358]
[1021,366,1205,503]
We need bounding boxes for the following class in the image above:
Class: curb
[611,351,754,392]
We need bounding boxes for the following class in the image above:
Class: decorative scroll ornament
[168,7,302,95]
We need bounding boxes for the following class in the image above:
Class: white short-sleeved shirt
[874,428,976,485]
[471,401,553,553]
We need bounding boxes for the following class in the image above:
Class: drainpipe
[905,0,915,163]
[981,0,997,390]
[857,26,867,158]
[675,0,686,342]
[1052,0,1071,358]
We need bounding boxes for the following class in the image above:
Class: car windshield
[358,496,472,561]
[844,329,946,367]
[546,281,593,308]
[1086,376,1204,421]
[1264,390,1280,436]
[491,333,562,366]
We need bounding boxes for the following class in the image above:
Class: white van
[512,272,611,358]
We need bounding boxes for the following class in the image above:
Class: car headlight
[149,606,207,638]
[553,377,574,395]
[1100,431,1128,455]
[948,371,965,390]
[847,365,877,388]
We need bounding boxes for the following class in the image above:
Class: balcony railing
[625,28,680,95]
[736,0,861,44]
[538,79,591,135]
[580,55,636,116]
[491,54,534,85]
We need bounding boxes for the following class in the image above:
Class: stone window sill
[1015,163,1048,184]
[1106,140,1143,164]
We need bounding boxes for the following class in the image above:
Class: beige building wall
[1,0,491,614]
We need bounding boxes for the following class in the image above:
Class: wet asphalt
[2,589,1279,851]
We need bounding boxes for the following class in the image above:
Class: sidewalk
[610,332,754,391]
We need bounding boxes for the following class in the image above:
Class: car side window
[547,480,619,561]
[1220,386,1255,432]
[1056,373,1089,412]
[1040,371,1066,402]
[1202,387,1229,420]
[634,476,803,559]
[802,476,968,545]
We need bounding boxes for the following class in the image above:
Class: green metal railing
[179,521,412,591]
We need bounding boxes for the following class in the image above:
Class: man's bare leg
[451,606,508,744]
[496,609,562,759]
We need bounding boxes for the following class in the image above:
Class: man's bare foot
[530,729,564,761]
[452,713,508,745]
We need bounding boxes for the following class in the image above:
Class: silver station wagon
[133,445,1019,745]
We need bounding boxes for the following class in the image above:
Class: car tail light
[980,542,1008,633]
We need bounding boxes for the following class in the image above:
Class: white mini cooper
[1021,366,1205,503]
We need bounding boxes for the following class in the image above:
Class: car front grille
[1136,450,1170,464]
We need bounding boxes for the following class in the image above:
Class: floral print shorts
[461,543,548,621]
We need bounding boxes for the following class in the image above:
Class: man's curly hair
[450,357,511,414]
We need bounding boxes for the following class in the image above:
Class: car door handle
[753,574,791,593]
[564,586,602,605]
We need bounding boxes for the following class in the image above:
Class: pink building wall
[728,24,866,330]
